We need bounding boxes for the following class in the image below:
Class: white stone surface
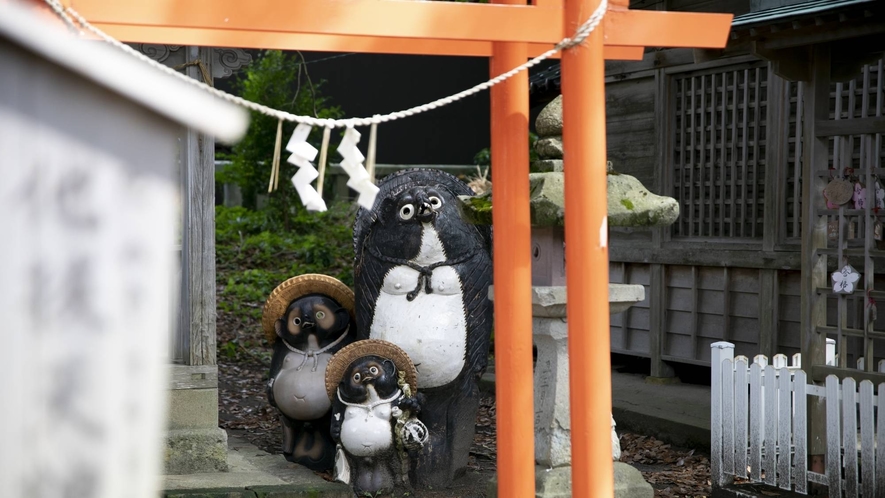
[490,284,645,317]
[526,287,638,466]
[533,317,573,467]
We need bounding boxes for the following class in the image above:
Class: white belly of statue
[273,352,333,420]
[372,265,466,388]
[340,403,394,457]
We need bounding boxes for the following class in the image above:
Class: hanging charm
[832,264,861,294]
[287,123,327,212]
[874,180,885,210]
[853,182,867,210]
[337,126,380,209]
[827,220,840,242]
[824,178,854,207]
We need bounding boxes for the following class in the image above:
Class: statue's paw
[330,413,343,441]
[397,393,424,414]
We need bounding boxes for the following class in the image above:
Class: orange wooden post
[489,1,534,496]
[561,0,612,495]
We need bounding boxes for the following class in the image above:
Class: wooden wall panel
[730,292,760,318]
[606,76,658,190]
[610,263,652,357]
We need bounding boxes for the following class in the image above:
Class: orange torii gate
[55,0,732,495]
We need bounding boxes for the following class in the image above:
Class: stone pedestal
[531,285,652,498]
[487,463,653,498]
[165,366,229,474]
[486,284,652,497]
[530,286,643,468]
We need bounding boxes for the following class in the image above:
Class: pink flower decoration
[854,183,866,210]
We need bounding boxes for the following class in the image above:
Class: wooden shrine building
[535,0,885,379]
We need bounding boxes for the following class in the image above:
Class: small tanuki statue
[325,339,427,496]
[262,274,356,471]
[353,168,493,487]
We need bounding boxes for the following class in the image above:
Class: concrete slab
[163,434,351,497]
[611,370,710,450]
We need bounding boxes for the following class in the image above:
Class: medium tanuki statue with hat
[325,339,428,495]
[262,274,356,471]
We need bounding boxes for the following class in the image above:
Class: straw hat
[325,340,419,401]
[261,274,355,343]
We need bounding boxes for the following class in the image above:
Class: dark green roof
[733,0,876,27]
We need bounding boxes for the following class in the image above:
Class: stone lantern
[461,94,680,498]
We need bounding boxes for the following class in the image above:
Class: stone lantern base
[487,463,652,498]
[486,286,653,498]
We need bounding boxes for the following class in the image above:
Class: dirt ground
[217,306,712,497]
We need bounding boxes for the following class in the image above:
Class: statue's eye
[429,196,443,210]
[292,317,302,326]
[369,366,379,375]
[352,373,361,383]
[399,204,415,220]
[315,311,326,320]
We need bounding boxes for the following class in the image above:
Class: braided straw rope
[43,0,608,129]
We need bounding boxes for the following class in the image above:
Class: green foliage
[218,50,344,217]
[472,131,539,168]
[216,203,356,324]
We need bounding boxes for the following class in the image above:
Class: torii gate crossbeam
[53,0,732,495]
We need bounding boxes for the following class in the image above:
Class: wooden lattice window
[671,62,768,239]
[816,60,885,371]
[782,80,804,243]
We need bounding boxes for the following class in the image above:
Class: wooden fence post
[711,341,735,488]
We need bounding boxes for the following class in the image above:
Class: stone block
[534,136,564,159]
[168,388,220,430]
[535,466,572,498]
[526,172,681,228]
[248,483,353,498]
[533,317,571,468]
[607,172,680,227]
[531,227,565,287]
[488,285,645,318]
[165,428,229,474]
[486,464,653,498]
[535,95,563,137]
[614,462,654,498]
[456,193,493,225]
[164,488,256,498]
[528,173,565,227]
[530,159,564,173]
[459,171,678,230]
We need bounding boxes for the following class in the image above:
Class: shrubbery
[215,50,353,353]
[216,203,357,324]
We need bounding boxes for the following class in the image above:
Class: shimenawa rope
[42,0,608,129]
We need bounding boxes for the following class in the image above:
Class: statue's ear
[335,306,351,327]
[382,358,397,376]
[274,318,284,338]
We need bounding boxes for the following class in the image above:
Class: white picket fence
[711,341,885,497]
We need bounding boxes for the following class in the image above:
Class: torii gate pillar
[561,0,613,496]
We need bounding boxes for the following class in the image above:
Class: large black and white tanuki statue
[326,340,427,496]
[262,274,356,471]
[353,168,493,487]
